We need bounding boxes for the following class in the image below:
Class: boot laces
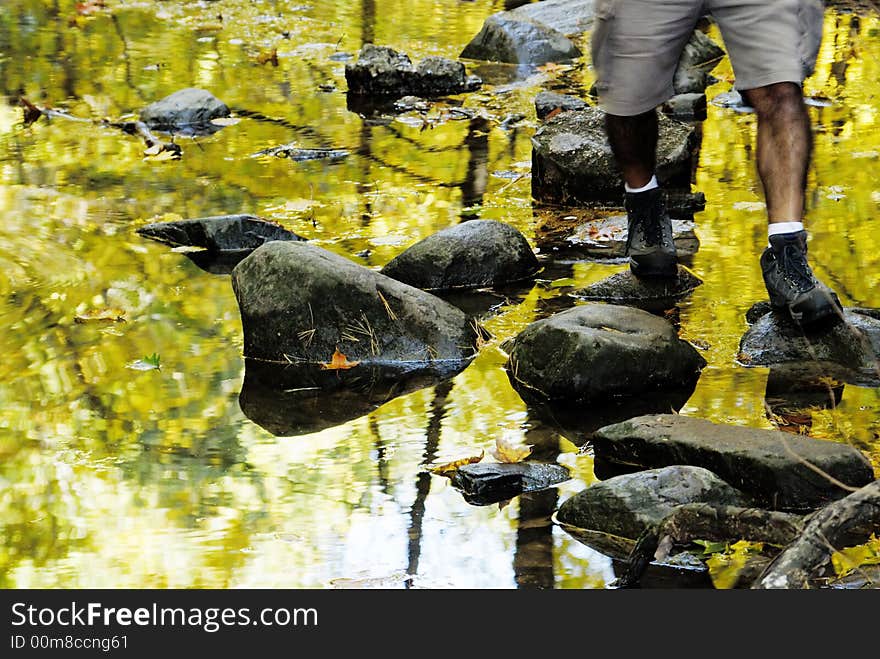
[778,243,814,291]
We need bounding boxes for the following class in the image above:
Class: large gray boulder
[556,465,749,541]
[345,45,481,97]
[139,88,230,132]
[506,304,706,403]
[460,0,723,80]
[231,241,482,364]
[739,308,880,386]
[460,13,582,66]
[591,414,876,512]
[380,220,540,291]
[531,109,699,203]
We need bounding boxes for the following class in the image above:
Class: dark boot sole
[630,254,678,279]
[772,289,844,328]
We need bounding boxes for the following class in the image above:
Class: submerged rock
[380,220,540,291]
[345,45,481,97]
[738,308,880,385]
[591,414,876,512]
[231,241,482,364]
[559,214,699,259]
[531,109,699,203]
[572,266,703,312]
[556,466,749,542]
[137,214,304,251]
[239,359,468,437]
[139,88,230,134]
[137,215,306,274]
[535,91,588,120]
[450,462,571,506]
[506,304,706,404]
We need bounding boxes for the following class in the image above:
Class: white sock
[625,175,659,193]
[768,221,805,236]
[768,221,805,247]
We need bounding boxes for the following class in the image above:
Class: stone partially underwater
[345,45,482,98]
[573,266,703,312]
[506,304,706,404]
[139,88,230,135]
[137,215,305,274]
[231,241,483,364]
[449,462,571,506]
[739,305,880,386]
[239,359,469,437]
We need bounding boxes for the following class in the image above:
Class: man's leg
[605,110,657,190]
[742,82,841,326]
[591,0,700,277]
[741,83,811,223]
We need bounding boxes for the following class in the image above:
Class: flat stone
[137,214,304,251]
[591,414,876,512]
[450,462,571,506]
[572,266,703,311]
[535,91,589,120]
[662,93,708,119]
[345,45,481,97]
[562,214,699,258]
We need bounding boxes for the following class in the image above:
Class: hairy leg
[605,110,658,189]
[741,82,812,223]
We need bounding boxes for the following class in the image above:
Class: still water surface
[1,0,878,588]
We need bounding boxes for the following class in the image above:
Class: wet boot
[760,230,843,327]
[624,188,677,278]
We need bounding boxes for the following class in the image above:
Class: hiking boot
[761,230,843,327]
[624,188,677,278]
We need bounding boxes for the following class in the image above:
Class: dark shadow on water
[239,358,471,437]
[514,386,700,449]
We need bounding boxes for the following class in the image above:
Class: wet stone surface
[450,462,571,506]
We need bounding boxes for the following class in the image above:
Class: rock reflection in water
[239,358,471,437]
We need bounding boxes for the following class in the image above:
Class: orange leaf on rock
[320,348,360,370]
[427,450,484,476]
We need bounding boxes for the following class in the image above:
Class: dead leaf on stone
[544,107,562,121]
[491,435,532,463]
[75,308,126,324]
[320,347,360,370]
[427,450,484,476]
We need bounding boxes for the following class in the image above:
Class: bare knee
[741,82,806,121]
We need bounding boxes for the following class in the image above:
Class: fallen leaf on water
[427,450,484,476]
[210,117,241,126]
[75,0,106,16]
[255,48,279,66]
[126,353,161,371]
[320,347,360,370]
[74,308,126,323]
[20,98,42,127]
[491,435,532,463]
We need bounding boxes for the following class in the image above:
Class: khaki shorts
[591,0,825,116]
